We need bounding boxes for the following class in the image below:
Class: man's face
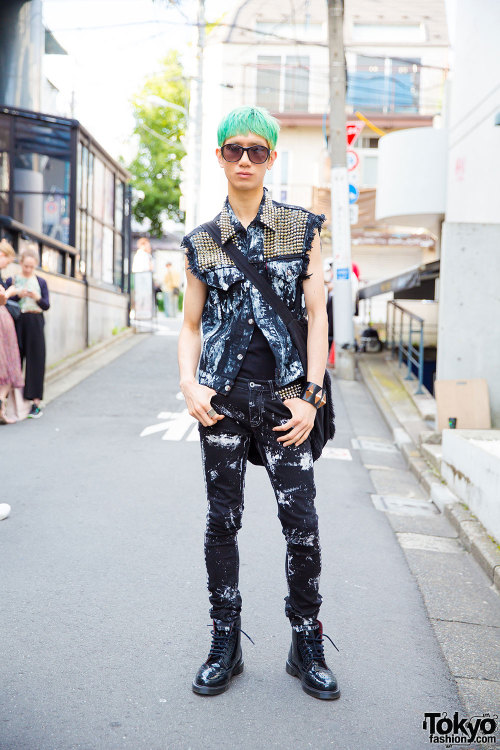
[216,132,276,191]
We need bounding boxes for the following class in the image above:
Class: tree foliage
[128,51,188,236]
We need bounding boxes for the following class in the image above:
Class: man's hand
[181,381,226,427]
[272,397,316,447]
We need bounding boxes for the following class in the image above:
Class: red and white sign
[346,121,365,147]
[346,149,359,172]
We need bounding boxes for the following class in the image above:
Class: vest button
[248,318,254,324]
[225,385,231,391]
[237,354,243,360]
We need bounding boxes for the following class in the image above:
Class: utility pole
[328,0,355,379]
[191,0,205,230]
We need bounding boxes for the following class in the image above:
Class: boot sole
[286,660,341,701]
[192,659,244,696]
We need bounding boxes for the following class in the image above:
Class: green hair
[217,106,280,149]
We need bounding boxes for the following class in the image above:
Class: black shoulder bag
[202,220,335,463]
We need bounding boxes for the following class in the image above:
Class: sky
[43,0,228,164]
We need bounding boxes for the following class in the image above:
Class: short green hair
[217,106,280,149]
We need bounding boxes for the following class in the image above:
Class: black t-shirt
[237,325,276,380]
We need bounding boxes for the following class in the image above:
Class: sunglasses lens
[222,144,243,161]
[248,146,269,163]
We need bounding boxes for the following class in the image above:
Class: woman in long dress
[0,239,25,424]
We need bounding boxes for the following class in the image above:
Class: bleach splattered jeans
[198,376,322,627]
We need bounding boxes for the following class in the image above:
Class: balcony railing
[0,215,78,278]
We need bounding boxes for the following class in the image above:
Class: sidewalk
[1,331,498,748]
[357,352,500,715]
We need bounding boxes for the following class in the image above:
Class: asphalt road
[1,330,463,750]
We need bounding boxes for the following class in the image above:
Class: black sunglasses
[221,143,271,164]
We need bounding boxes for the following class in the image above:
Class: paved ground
[2,323,496,750]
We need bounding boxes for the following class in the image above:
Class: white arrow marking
[140,421,173,437]
[161,410,198,441]
[186,424,200,441]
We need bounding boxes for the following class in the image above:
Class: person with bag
[5,246,50,418]
[0,239,25,424]
[178,106,338,700]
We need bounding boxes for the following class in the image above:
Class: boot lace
[300,625,339,666]
[206,623,255,660]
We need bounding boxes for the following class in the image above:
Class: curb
[46,328,135,385]
[358,357,500,593]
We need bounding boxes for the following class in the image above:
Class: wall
[444,0,500,223]
[437,222,500,426]
[437,0,500,427]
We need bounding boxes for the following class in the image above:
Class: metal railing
[386,300,424,394]
[0,215,78,278]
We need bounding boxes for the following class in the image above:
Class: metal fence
[386,300,424,394]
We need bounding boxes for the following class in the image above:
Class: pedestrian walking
[0,240,26,424]
[5,247,50,418]
[178,106,339,700]
[161,261,180,317]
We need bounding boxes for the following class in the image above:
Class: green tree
[128,51,188,236]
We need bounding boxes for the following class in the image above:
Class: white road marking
[396,532,462,553]
[371,494,438,516]
[351,438,398,453]
[161,410,198,441]
[140,421,174,437]
[141,410,197,441]
[320,447,352,461]
[186,424,200,441]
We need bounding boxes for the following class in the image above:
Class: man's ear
[267,150,278,170]
[216,147,224,168]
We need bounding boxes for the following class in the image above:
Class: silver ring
[206,408,217,418]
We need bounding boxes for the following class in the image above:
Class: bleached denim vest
[182,189,325,399]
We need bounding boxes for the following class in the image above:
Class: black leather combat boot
[192,616,245,695]
[286,620,340,700]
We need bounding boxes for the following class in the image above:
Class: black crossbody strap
[202,219,295,329]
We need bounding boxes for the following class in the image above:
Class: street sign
[336,267,350,280]
[349,183,359,204]
[350,204,359,225]
[347,149,359,171]
[346,121,365,147]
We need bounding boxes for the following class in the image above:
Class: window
[256,56,280,111]
[284,56,309,112]
[256,55,310,112]
[347,54,420,113]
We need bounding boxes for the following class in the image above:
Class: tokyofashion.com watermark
[423,712,497,746]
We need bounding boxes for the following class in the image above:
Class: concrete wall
[437,0,500,428]
[437,222,500,426]
[441,430,500,543]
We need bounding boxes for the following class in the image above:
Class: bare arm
[178,257,225,427]
[303,230,329,384]
[273,230,327,447]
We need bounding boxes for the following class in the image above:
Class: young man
[178,106,339,700]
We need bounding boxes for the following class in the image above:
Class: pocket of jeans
[267,395,293,424]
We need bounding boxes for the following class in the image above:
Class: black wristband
[301,381,326,409]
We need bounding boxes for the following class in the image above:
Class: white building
[375,0,500,425]
[437,0,500,425]
[183,0,448,242]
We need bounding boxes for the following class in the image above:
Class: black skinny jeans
[199,377,322,627]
